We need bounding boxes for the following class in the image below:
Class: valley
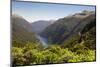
[12,10,96,66]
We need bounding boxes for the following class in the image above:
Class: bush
[12,47,25,66]
[83,40,96,50]
[12,42,96,65]
[72,42,88,52]
[23,49,38,65]
[68,50,96,62]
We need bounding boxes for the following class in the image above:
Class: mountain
[62,17,96,50]
[31,20,54,33]
[11,10,96,48]
[11,14,38,47]
[12,14,33,32]
[41,11,96,44]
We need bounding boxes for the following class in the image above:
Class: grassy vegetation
[12,41,96,66]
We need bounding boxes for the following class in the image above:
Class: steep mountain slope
[31,20,54,33]
[12,14,33,32]
[41,11,96,44]
[62,18,96,50]
[12,14,38,47]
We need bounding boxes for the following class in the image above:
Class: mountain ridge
[41,11,96,44]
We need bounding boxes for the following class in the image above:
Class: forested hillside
[41,11,95,44]
[12,14,39,47]
[12,10,96,66]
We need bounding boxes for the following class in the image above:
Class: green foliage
[12,47,25,65]
[12,11,96,66]
[68,50,96,62]
[12,20,96,66]
[23,49,37,65]
[12,43,96,66]
[72,42,88,52]
[83,40,96,50]
[62,35,80,50]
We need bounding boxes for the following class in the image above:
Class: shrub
[12,42,96,65]
[12,47,25,66]
[68,50,96,62]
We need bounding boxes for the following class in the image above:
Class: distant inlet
[35,34,48,48]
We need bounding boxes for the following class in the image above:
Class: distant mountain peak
[31,20,55,33]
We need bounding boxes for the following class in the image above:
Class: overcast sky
[12,1,95,22]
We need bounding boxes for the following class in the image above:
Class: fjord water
[35,34,48,48]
